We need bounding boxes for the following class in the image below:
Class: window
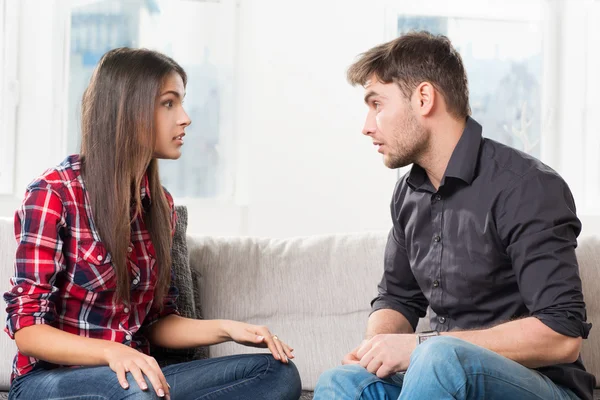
[0,0,18,195]
[388,0,545,157]
[67,0,238,199]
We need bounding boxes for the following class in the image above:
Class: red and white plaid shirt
[4,154,179,380]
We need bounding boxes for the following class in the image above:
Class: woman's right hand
[104,342,170,398]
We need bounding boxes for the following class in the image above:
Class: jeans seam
[193,355,273,400]
[452,371,566,400]
[47,397,107,400]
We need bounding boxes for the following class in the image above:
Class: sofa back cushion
[187,232,386,390]
[188,232,600,391]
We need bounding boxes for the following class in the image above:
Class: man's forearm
[366,309,414,338]
[443,317,582,368]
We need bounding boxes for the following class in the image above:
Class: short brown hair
[347,31,470,119]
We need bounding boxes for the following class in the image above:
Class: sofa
[0,206,599,399]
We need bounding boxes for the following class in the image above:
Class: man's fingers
[356,340,373,359]
[366,358,383,375]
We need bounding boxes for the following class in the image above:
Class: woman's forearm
[145,315,232,348]
[14,324,120,366]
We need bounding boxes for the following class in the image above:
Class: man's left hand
[356,334,417,378]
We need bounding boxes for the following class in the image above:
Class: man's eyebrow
[364,90,379,104]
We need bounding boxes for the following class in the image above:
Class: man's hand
[356,334,417,378]
[342,340,368,365]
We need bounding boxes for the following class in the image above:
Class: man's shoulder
[480,138,566,189]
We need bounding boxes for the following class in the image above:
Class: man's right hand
[104,342,169,398]
[342,340,368,365]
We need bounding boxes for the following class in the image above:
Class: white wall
[2,0,599,240]
[237,0,396,237]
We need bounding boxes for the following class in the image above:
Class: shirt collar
[407,117,483,191]
[140,173,152,209]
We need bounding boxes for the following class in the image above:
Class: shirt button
[123,307,129,313]
[433,280,439,288]
[17,287,23,293]
[434,194,442,201]
[125,334,132,341]
[132,278,139,285]
[438,316,446,324]
[127,247,132,253]
[97,255,103,261]
[433,235,441,243]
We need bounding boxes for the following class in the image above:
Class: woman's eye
[164,100,173,108]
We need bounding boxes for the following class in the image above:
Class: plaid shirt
[4,155,179,380]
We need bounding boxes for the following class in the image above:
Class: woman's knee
[268,358,302,399]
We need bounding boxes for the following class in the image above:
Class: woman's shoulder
[25,154,82,197]
[161,185,174,209]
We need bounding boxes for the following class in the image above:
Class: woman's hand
[221,320,295,363]
[103,342,170,398]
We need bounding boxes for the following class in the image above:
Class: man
[314,31,595,400]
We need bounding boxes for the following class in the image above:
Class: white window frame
[0,0,19,195]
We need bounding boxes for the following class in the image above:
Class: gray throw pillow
[152,205,204,365]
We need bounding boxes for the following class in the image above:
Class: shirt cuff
[370,297,422,332]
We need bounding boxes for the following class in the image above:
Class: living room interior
[0,0,599,399]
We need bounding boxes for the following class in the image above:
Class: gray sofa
[1,206,599,399]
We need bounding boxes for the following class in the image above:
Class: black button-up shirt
[372,117,595,400]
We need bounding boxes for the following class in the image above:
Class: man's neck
[417,116,467,190]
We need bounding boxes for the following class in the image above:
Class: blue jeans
[315,336,580,400]
[9,354,302,400]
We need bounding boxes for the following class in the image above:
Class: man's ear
[414,82,435,116]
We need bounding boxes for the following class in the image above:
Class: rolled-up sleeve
[4,186,65,339]
[371,221,428,332]
[497,170,590,338]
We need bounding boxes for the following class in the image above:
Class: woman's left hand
[221,320,295,363]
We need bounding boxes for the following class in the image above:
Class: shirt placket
[430,192,448,331]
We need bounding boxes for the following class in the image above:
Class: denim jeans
[9,353,302,400]
[315,336,580,400]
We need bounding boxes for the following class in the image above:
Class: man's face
[361,75,429,169]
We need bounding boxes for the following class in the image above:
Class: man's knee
[411,335,476,367]
[317,364,372,389]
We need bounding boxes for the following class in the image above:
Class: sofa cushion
[187,232,600,391]
[576,237,600,385]
[187,232,387,390]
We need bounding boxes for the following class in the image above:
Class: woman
[4,48,301,400]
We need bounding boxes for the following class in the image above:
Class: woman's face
[153,72,191,160]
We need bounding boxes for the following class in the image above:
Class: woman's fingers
[272,335,288,363]
[147,356,170,398]
[281,341,295,359]
[126,363,149,392]
[115,364,129,389]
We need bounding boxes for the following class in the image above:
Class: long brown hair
[80,48,187,305]
[347,31,471,119]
